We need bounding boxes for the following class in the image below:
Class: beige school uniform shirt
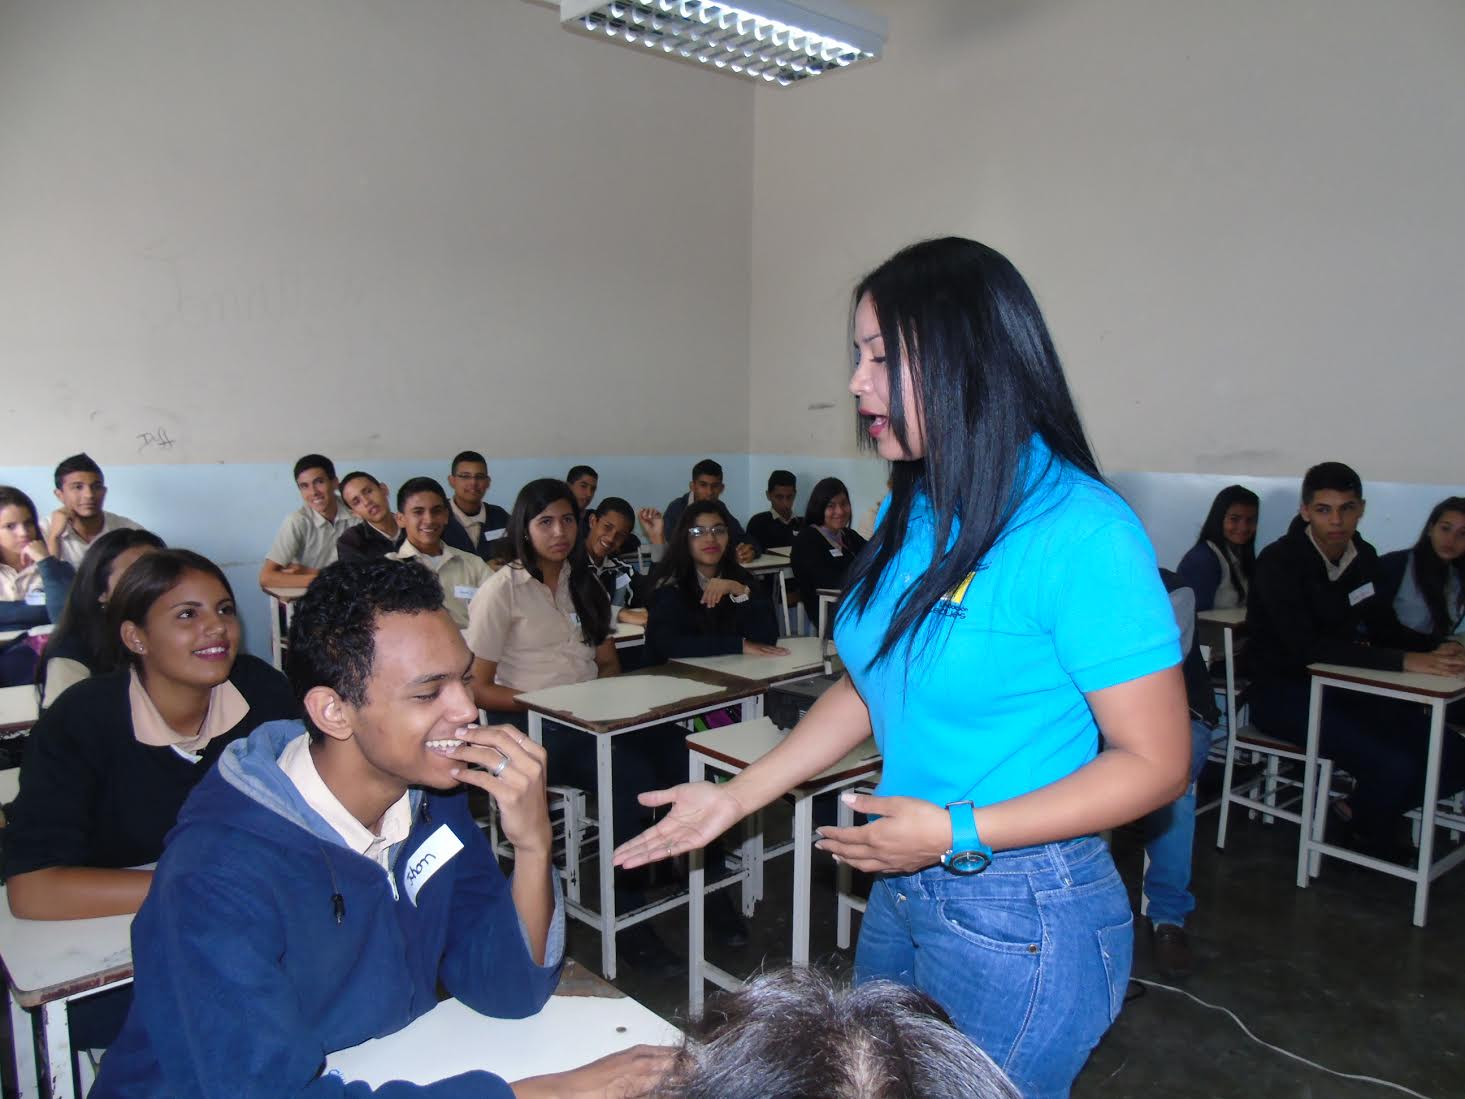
[0,560,44,603]
[129,667,250,760]
[465,563,597,692]
[266,503,359,570]
[51,510,142,569]
[386,542,492,629]
[278,732,412,872]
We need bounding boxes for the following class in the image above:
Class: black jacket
[444,504,511,563]
[644,579,779,667]
[790,526,866,625]
[335,522,403,562]
[747,511,803,550]
[1247,516,1413,686]
[1159,568,1222,727]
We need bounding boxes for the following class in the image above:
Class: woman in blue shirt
[616,238,1189,1098]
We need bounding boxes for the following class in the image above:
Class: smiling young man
[259,454,360,592]
[385,477,492,628]
[336,471,403,561]
[1247,462,1465,858]
[444,450,510,562]
[583,496,647,627]
[46,453,142,568]
[93,559,671,1098]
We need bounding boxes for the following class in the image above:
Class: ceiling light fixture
[560,0,886,86]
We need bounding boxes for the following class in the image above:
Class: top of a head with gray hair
[656,968,1020,1099]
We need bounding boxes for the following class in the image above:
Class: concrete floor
[572,801,1464,1099]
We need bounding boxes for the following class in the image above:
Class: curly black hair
[286,558,447,740]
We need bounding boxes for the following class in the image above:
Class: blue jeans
[853,835,1132,1099]
[1141,718,1216,927]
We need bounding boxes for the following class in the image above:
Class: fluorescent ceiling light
[560,0,886,86]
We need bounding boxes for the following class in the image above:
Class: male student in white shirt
[46,453,141,568]
[386,477,492,628]
[444,450,510,562]
[259,454,359,592]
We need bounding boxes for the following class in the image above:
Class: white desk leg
[1413,699,1446,928]
[836,795,854,950]
[776,571,791,637]
[526,711,544,746]
[1296,677,1325,889]
[37,999,75,1099]
[596,733,617,980]
[793,792,812,966]
[689,755,707,1016]
[9,996,37,1099]
[268,596,284,671]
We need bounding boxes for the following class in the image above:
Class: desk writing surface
[668,636,824,684]
[1308,663,1465,699]
[745,553,792,573]
[265,585,310,600]
[687,717,880,785]
[1196,608,1247,627]
[612,620,645,641]
[326,979,678,1086]
[0,685,39,732]
[0,885,134,1006]
[517,666,753,730]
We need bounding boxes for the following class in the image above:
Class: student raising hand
[637,507,665,545]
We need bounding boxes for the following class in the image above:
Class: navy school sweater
[92,721,563,1098]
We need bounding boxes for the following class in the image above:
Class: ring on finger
[488,748,511,778]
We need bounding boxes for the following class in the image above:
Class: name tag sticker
[829,548,844,558]
[403,824,464,907]
[453,585,479,600]
[23,590,46,606]
[1349,582,1375,607]
[569,612,581,626]
[614,572,631,590]
[483,528,506,541]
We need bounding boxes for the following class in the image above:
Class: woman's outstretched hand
[612,781,747,870]
[815,792,950,874]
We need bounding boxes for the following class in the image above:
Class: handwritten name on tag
[1348,582,1375,607]
[403,824,464,907]
[828,547,844,558]
[483,528,507,542]
[614,572,631,590]
[24,590,46,606]
[453,585,479,600]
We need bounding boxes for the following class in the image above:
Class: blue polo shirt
[833,438,1180,809]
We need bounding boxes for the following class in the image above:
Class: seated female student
[790,477,867,629]
[644,500,787,666]
[1176,485,1259,612]
[35,527,166,709]
[1376,497,1465,650]
[0,486,76,687]
[5,549,298,921]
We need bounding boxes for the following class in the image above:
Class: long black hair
[37,527,166,694]
[1195,485,1259,597]
[1411,497,1465,637]
[803,477,852,529]
[839,237,1101,667]
[651,500,758,632]
[107,549,236,671]
[505,478,611,646]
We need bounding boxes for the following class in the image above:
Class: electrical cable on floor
[1132,978,1435,1099]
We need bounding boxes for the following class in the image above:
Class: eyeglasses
[687,525,730,539]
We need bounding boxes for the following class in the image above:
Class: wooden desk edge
[11,959,135,1010]
[520,668,763,734]
[1307,665,1465,700]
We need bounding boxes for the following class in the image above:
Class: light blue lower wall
[4,453,1458,660]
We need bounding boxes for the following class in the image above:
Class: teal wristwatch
[941,800,992,875]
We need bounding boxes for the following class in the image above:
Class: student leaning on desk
[91,560,673,1097]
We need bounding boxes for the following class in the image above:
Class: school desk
[0,685,39,736]
[744,553,798,635]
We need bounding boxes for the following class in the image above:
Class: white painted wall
[0,0,754,464]
[748,0,1465,483]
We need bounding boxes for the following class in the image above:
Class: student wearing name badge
[384,478,491,629]
[1175,485,1260,613]
[616,238,1191,1099]
[790,476,866,627]
[568,463,642,557]
[444,450,511,563]
[746,469,804,550]
[35,527,166,709]
[1375,496,1465,652]
[0,486,77,686]
[91,560,673,1098]
[336,471,404,561]
[259,454,360,592]
[584,496,648,627]
[1247,464,1465,860]
[46,453,143,570]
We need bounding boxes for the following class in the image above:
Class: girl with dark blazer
[790,477,867,627]
[1376,497,1465,650]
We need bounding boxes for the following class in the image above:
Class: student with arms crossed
[662,459,758,563]
[35,527,165,708]
[47,453,142,569]
[385,477,492,629]
[1176,485,1259,612]
[746,470,803,550]
[445,450,510,562]
[259,454,359,591]
[789,477,866,627]
[0,486,76,685]
[337,471,404,561]
[1247,464,1465,859]
[1375,496,1465,650]
[91,559,672,1098]
[617,238,1190,1099]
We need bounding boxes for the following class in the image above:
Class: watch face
[945,850,991,875]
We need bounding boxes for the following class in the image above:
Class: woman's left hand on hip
[815,793,949,874]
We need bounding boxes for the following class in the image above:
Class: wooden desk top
[1308,662,1465,700]
[326,960,678,1087]
[668,636,825,688]
[0,685,39,735]
[264,585,310,601]
[745,553,792,573]
[612,620,645,643]
[517,665,760,734]
[686,716,880,791]
[0,885,134,1008]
